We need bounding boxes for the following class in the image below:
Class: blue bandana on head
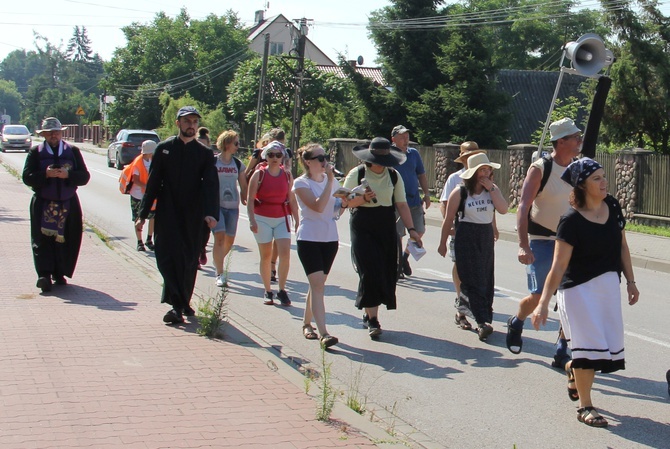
[561,157,603,187]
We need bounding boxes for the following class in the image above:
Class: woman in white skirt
[532,157,639,428]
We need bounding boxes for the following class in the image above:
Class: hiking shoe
[270,270,277,282]
[36,276,52,292]
[145,240,155,251]
[163,309,184,324]
[199,251,207,266]
[402,253,412,276]
[477,323,494,341]
[368,317,382,338]
[183,305,196,317]
[277,289,291,306]
[215,274,227,288]
[137,242,146,252]
[263,291,274,305]
[53,275,67,286]
[506,316,523,354]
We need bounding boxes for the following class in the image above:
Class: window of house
[270,42,284,55]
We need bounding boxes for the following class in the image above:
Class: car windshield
[3,126,29,135]
[128,134,159,144]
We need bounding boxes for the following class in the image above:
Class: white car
[0,125,32,152]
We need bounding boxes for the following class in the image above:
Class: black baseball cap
[176,106,201,119]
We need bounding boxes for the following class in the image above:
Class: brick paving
[0,168,379,449]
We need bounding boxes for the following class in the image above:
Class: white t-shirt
[292,175,340,242]
[440,167,465,202]
[130,158,151,199]
[461,190,495,224]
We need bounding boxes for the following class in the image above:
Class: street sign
[76,106,85,116]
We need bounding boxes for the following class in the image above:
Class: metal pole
[537,51,567,152]
[254,33,270,144]
[290,18,307,177]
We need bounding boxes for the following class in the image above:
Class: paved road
[2,144,669,449]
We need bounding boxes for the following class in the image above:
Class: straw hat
[460,153,501,179]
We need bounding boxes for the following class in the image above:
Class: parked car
[0,125,32,152]
[107,129,160,170]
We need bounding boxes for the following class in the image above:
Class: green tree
[0,80,23,120]
[66,26,94,62]
[409,28,510,147]
[103,9,250,131]
[226,56,349,140]
[600,0,670,153]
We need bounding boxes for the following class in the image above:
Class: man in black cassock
[22,117,90,293]
[136,106,219,324]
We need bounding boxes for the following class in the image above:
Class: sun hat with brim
[549,117,581,141]
[36,117,67,133]
[260,141,287,160]
[454,141,486,164]
[460,152,501,179]
[352,137,406,167]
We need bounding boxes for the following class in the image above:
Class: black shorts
[130,196,155,221]
[297,240,339,276]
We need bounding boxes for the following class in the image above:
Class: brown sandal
[454,313,472,330]
[302,324,318,340]
[577,406,608,428]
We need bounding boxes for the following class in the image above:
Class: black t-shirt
[557,195,626,289]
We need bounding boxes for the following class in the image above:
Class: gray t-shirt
[215,157,245,209]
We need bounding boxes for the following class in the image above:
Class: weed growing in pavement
[346,361,368,414]
[316,346,338,421]
[383,396,411,436]
[86,222,112,249]
[196,253,232,338]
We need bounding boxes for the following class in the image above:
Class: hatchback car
[107,129,160,170]
[0,125,32,152]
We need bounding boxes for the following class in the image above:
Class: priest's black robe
[139,136,219,312]
[22,143,90,279]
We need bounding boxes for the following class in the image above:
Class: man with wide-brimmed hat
[22,117,90,292]
[136,106,219,324]
[391,125,430,278]
[342,137,422,339]
[506,117,582,364]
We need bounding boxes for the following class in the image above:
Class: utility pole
[290,18,309,177]
[254,33,271,144]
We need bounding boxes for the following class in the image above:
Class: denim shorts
[253,214,291,244]
[211,207,239,237]
[526,239,556,294]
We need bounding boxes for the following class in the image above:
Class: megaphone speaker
[565,33,611,76]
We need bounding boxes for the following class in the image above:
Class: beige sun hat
[460,152,501,179]
[454,141,486,164]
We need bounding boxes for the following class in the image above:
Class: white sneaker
[215,274,226,288]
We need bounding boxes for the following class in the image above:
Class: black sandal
[577,406,608,428]
[454,313,472,330]
[566,364,579,402]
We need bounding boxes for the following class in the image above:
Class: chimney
[254,10,265,26]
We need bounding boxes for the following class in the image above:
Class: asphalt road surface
[3,147,668,449]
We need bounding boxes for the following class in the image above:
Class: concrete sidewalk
[0,167,388,448]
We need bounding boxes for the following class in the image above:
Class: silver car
[0,125,32,152]
[107,129,160,170]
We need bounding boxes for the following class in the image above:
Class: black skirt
[350,205,399,310]
[454,222,495,324]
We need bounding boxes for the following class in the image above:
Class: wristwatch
[489,186,496,192]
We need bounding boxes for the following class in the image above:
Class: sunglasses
[266,152,283,159]
[306,154,329,162]
[233,141,239,146]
